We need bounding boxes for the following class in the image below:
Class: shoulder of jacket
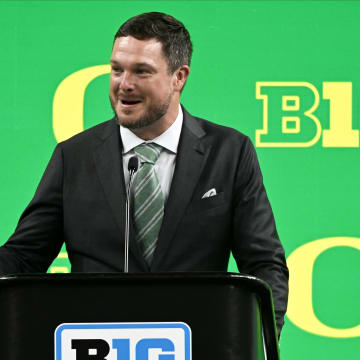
[57,118,116,150]
[192,115,251,148]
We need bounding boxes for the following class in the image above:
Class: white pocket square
[201,188,217,199]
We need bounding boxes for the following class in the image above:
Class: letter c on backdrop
[52,65,111,143]
[286,237,360,338]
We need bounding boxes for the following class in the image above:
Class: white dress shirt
[120,105,183,202]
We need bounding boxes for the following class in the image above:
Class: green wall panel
[1,1,359,358]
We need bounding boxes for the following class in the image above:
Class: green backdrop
[1,1,359,358]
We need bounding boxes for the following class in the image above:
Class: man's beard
[110,93,172,130]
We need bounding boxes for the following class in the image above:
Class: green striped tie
[134,143,164,265]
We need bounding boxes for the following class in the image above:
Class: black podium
[0,273,279,360]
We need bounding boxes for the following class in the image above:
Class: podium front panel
[0,273,277,360]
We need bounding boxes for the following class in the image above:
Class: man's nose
[119,72,135,92]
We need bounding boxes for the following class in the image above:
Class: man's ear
[173,65,190,92]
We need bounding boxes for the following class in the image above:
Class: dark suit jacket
[0,107,288,333]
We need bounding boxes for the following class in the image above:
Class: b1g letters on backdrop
[256,82,358,148]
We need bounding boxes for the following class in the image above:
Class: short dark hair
[114,12,193,74]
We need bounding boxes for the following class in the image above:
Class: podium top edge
[0,271,270,291]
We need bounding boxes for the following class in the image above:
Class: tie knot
[134,143,162,165]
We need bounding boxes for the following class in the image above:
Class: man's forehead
[111,36,165,63]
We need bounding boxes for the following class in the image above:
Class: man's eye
[136,69,149,75]
[111,68,123,73]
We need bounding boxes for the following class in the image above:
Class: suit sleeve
[231,136,289,336]
[0,144,64,275]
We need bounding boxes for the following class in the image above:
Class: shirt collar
[120,105,183,154]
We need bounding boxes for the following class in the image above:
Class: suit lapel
[92,119,147,271]
[151,109,209,270]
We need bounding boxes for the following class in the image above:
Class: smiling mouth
[121,100,141,105]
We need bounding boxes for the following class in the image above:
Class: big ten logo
[55,322,191,360]
[256,82,358,148]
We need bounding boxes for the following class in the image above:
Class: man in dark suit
[0,12,288,335]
